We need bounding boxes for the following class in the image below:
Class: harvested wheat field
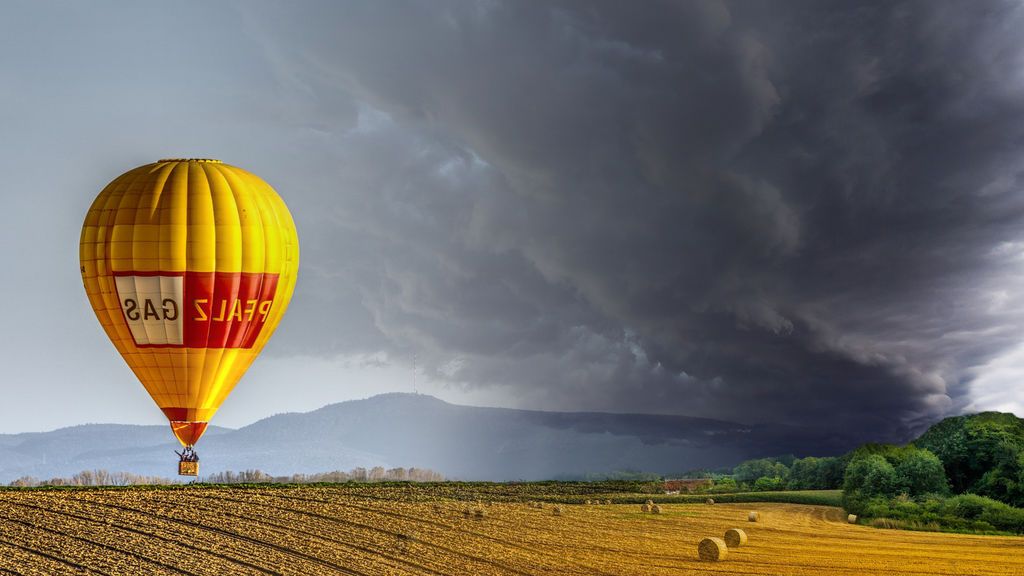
[0,486,1021,575]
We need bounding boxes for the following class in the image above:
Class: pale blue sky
[0,1,496,432]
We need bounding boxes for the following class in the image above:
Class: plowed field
[0,486,1020,575]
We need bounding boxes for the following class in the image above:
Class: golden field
[0,486,1021,575]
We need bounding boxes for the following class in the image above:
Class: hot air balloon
[79,159,299,475]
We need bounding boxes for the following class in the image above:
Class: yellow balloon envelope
[80,159,299,449]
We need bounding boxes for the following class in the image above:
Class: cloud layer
[237,0,1024,443]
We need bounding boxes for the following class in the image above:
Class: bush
[708,476,738,493]
[846,492,1024,534]
[753,476,785,491]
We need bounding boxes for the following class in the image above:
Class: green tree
[974,441,1024,507]
[893,447,949,496]
[914,412,1024,496]
[844,455,897,498]
[734,458,789,484]
[788,456,846,490]
[788,457,820,490]
[711,476,738,492]
[818,457,847,489]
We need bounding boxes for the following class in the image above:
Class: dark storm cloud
[251,0,1024,445]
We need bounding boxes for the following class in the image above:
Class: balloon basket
[178,461,199,476]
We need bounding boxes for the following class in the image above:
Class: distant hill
[0,393,862,482]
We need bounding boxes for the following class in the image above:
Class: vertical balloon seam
[213,165,270,413]
[183,162,204,416]
[209,168,242,416]
[146,167,176,403]
[125,176,150,397]
[176,162,193,419]
[203,162,242,414]
[164,163,190,406]
[129,173,171,402]
[185,164,213,420]
[223,167,261,351]
[190,162,217,418]
[96,173,136,359]
[103,171,149,395]
[116,171,166,401]
[193,163,222,420]
[221,167,264,412]
[169,159,193,403]
[154,163,182,405]
[241,168,285,357]
[145,166,175,401]
[220,165,279,411]
[82,178,112,343]
[151,164,177,359]
[220,165,268,358]
[96,170,137,350]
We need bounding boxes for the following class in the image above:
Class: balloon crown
[157,158,223,164]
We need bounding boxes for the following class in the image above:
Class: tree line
[6,465,445,487]
[695,411,1024,533]
[204,466,445,484]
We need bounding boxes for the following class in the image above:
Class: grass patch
[688,490,843,507]
[593,490,842,507]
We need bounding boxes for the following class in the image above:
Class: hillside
[909,411,1024,508]
[0,393,859,482]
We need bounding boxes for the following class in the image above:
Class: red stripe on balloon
[183,272,279,349]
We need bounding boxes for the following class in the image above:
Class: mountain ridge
[0,393,865,482]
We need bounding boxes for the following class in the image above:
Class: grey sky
[1,1,1023,446]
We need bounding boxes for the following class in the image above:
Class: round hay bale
[848,514,858,524]
[645,499,654,506]
[641,503,651,513]
[606,499,613,505]
[552,505,562,516]
[748,511,760,522]
[698,537,728,561]
[474,508,487,519]
[651,504,662,514]
[706,498,715,505]
[585,499,592,505]
[724,528,747,548]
